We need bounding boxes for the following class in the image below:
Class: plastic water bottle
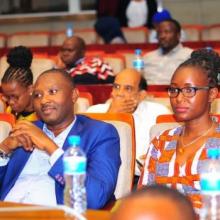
[63,135,87,214]
[200,148,220,220]
[66,23,73,37]
[132,49,144,73]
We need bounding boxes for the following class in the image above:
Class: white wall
[163,0,220,25]
[1,0,220,34]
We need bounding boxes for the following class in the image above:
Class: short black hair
[139,76,147,91]
[177,48,220,87]
[38,68,75,88]
[2,45,33,87]
[161,18,181,33]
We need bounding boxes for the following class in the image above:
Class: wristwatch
[0,148,11,159]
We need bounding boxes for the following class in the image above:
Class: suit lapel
[62,115,84,151]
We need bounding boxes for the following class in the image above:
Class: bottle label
[133,59,144,71]
[63,156,86,174]
[200,173,220,194]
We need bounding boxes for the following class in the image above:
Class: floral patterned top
[139,125,220,209]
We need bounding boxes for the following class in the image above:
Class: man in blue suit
[0,69,121,209]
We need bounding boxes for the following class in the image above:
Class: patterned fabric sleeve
[138,135,161,188]
[70,57,114,79]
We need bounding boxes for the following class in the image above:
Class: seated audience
[149,9,186,43]
[94,16,126,44]
[139,48,220,210]
[1,46,37,121]
[87,68,171,175]
[0,69,121,209]
[148,8,172,43]
[117,0,157,28]
[144,18,192,85]
[59,36,115,84]
[112,184,196,220]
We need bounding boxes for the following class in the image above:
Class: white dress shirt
[87,100,171,175]
[4,118,76,205]
[143,44,193,85]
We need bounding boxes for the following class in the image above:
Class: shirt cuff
[49,148,64,166]
[0,157,9,166]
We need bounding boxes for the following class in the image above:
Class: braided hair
[1,46,33,87]
[178,48,220,87]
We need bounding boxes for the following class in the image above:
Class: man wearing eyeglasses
[87,68,171,177]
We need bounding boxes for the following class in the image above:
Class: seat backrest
[74,92,93,113]
[74,29,98,44]
[102,54,125,75]
[7,32,50,47]
[0,56,55,83]
[156,114,177,123]
[50,29,97,46]
[182,24,204,42]
[0,34,6,48]
[145,97,172,111]
[148,114,181,141]
[83,113,136,199]
[150,122,180,141]
[201,25,220,41]
[153,113,220,140]
[76,84,112,104]
[50,31,66,46]
[78,92,93,106]
[211,98,220,114]
[31,58,55,82]
[122,27,148,43]
[0,94,6,113]
[0,113,16,142]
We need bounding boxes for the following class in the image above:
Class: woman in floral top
[139,48,220,210]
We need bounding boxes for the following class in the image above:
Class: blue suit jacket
[0,115,121,209]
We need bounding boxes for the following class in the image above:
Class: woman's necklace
[178,122,214,154]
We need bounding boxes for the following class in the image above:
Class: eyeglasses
[167,86,210,98]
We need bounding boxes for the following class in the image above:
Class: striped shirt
[139,125,220,208]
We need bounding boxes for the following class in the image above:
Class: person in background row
[94,16,126,44]
[87,68,171,177]
[144,18,192,85]
[1,46,37,121]
[149,8,187,43]
[59,36,115,84]
[96,0,157,29]
[0,69,121,209]
[148,8,172,43]
[117,0,157,28]
[139,48,220,211]
[112,184,196,220]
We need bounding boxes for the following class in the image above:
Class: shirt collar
[159,43,183,55]
[43,116,76,141]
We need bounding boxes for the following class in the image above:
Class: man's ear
[138,90,147,102]
[72,88,79,104]
[208,87,218,103]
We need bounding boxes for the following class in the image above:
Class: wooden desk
[0,201,111,220]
